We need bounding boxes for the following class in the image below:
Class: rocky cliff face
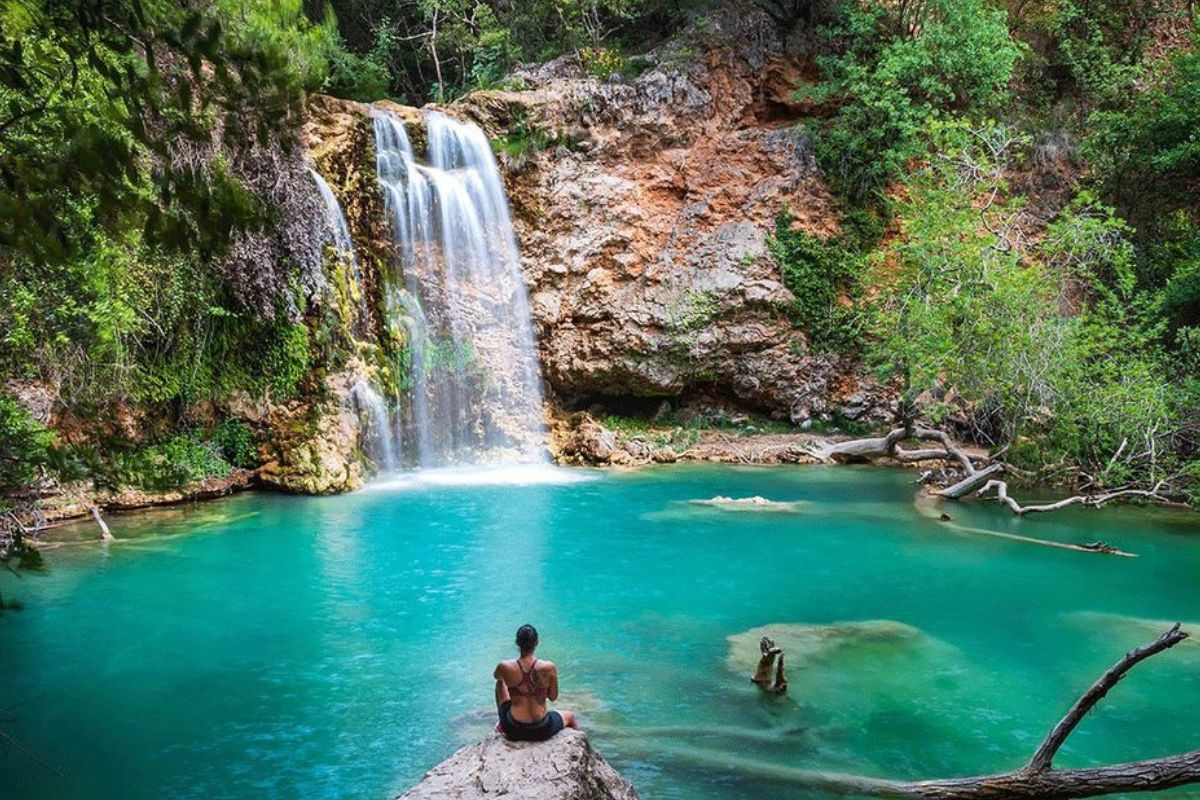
[450,4,896,427]
[399,731,640,800]
[304,2,898,439]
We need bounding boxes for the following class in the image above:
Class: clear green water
[3,464,1199,800]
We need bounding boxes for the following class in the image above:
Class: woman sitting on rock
[493,624,578,741]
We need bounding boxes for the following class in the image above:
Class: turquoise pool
[3,464,1198,799]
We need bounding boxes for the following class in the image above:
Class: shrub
[581,47,626,78]
[0,394,52,493]
[100,433,233,493]
[768,209,871,352]
[803,0,1023,200]
[210,420,259,469]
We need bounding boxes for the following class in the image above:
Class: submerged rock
[726,620,930,677]
[1062,611,1200,658]
[689,496,807,513]
[398,730,639,800]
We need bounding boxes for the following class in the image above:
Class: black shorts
[498,701,565,742]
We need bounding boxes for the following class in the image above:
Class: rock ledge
[398,730,639,800]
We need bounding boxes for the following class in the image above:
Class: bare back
[494,657,558,723]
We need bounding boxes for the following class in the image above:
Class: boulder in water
[726,620,929,676]
[690,496,807,513]
[398,730,639,800]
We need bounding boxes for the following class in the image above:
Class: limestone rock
[5,379,57,425]
[650,446,678,463]
[553,413,618,464]
[442,3,899,422]
[256,366,366,495]
[689,496,806,513]
[398,730,639,800]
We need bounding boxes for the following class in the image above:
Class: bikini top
[509,658,548,701]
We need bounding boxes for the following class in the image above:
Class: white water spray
[307,166,368,327]
[372,108,547,467]
[350,379,397,471]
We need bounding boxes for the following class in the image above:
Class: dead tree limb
[751,636,788,694]
[938,464,1004,499]
[665,626,1198,798]
[91,506,115,541]
[1027,623,1187,772]
[807,426,1178,519]
[975,480,1174,516]
[807,427,977,473]
[937,517,1137,557]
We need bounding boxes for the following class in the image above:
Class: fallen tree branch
[91,506,115,541]
[808,427,980,473]
[936,516,1138,557]
[937,464,1004,499]
[807,426,1180,520]
[1027,623,1187,772]
[656,626,1196,798]
[975,480,1173,516]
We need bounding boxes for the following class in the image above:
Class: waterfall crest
[372,108,547,467]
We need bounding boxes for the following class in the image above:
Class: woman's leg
[558,709,579,729]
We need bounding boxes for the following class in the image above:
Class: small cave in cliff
[565,393,673,420]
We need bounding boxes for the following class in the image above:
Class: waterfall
[307,166,368,327]
[372,108,547,467]
[350,379,397,471]
[309,166,404,472]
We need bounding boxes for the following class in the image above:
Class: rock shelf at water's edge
[398,730,639,800]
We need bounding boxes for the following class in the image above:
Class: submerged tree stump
[751,636,788,694]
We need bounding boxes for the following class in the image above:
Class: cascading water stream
[372,108,547,467]
[309,166,403,470]
[306,167,369,329]
[350,379,397,471]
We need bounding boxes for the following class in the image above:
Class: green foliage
[867,124,1049,431]
[424,338,477,375]
[866,119,1192,493]
[804,0,1022,200]
[768,208,875,351]
[0,0,321,265]
[491,109,585,161]
[325,39,392,101]
[0,395,53,493]
[666,290,720,333]
[492,111,554,159]
[215,0,339,92]
[1083,34,1200,231]
[210,419,258,469]
[324,0,703,103]
[581,46,627,78]
[1033,0,1177,106]
[98,432,233,492]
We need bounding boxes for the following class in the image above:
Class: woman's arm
[494,662,510,708]
[547,663,559,702]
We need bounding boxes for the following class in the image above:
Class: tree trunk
[937,464,1004,499]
